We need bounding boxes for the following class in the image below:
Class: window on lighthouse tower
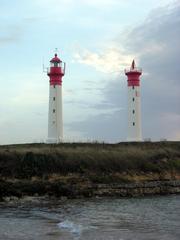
[51,62,60,67]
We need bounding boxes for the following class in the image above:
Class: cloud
[80,0,124,7]
[0,26,24,45]
[68,2,180,141]
[74,46,134,73]
[35,0,173,9]
[0,14,40,46]
[73,2,180,74]
[36,0,123,8]
[67,110,126,143]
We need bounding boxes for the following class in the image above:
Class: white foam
[58,219,98,239]
[58,220,83,238]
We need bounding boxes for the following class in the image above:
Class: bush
[0,142,179,179]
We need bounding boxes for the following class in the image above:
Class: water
[0,195,180,240]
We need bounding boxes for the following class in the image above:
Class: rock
[10,196,19,201]
[60,196,67,201]
[3,196,11,202]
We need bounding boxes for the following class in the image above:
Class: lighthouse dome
[50,53,61,63]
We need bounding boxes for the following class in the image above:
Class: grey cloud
[0,26,24,45]
[67,109,126,142]
[128,3,180,139]
[89,102,119,110]
[65,98,119,110]
[68,78,127,142]
[68,3,180,141]
[0,16,38,46]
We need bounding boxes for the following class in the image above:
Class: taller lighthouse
[125,60,142,142]
[47,53,65,143]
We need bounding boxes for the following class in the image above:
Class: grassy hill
[0,141,180,181]
[0,141,180,199]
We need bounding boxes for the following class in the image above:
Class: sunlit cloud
[74,45,134,74]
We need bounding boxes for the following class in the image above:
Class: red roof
[50,53,61,63]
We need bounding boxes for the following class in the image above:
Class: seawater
[0,195,180,240]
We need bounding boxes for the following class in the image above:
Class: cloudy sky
[0,0,179,144]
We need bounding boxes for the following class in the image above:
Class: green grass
[0,142,180,179]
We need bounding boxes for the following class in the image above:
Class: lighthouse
[47,53,65,143]
[125,60,142,142]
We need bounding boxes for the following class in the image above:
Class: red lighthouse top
[50,53,61,63]
[47,53,65,86]
[125,60,142,87]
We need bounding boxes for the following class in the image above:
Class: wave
[58,220,98,239]
[58,220,84,239]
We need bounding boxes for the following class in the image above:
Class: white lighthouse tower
[125,60,142,142]
[47,53,65,143]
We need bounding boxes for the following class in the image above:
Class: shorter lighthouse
[47,53,65,143]
[125,60,142,142]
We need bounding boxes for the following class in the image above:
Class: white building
[47,53,65,143]
[125,60,142,141]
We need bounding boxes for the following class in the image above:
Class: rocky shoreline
[1,179,180,202]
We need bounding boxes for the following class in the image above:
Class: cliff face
[0,142,180,200]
